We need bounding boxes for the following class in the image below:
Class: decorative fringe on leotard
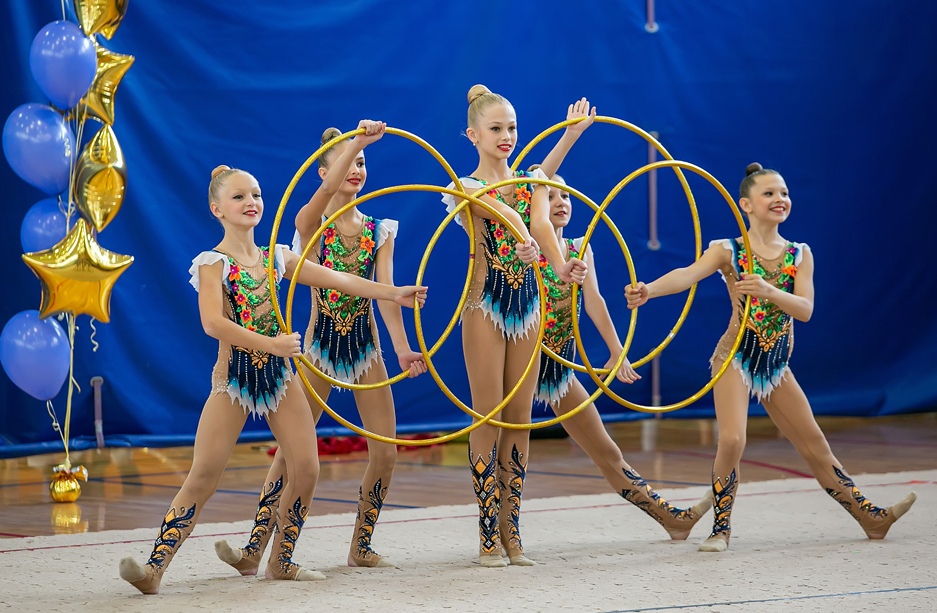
[535,337,575,407]
[728,325,791,401]
[226,347,292,419]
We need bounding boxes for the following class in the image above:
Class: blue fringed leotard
[710,238,810,399]
[188,245,293,418]
[292,216,397,384]
[441,170,544,340]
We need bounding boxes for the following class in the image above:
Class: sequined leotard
[291,216,397,383]
[535,237,584,406]
[188,245,292,418]
[709,238,810,399]
[441,169,545,340]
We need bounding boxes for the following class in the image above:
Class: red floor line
[1,479,928,554]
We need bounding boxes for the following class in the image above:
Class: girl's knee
[369,443,397,469]
[717,433,747,458]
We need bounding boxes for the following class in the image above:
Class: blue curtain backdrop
[2,1,936,458]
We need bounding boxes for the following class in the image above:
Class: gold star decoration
[77,43,134,125]
[74,0,129,40]
[22,220,133,323]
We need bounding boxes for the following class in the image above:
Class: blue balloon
[2,103,75,195]
[29,21,97,110]
[0,310,70,401]
[21,198,73,253]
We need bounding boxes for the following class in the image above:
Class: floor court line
[603,584,937,612]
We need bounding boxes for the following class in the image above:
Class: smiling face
[467,102,517,161]
[320,141,367,196]
[741,173,791,224]
[210,171,263,228]
[548,175,572,229]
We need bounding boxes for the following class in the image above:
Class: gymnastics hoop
[574,159,753,412]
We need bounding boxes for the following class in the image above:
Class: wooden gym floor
[1,412,935,538]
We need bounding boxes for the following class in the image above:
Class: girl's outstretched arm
[580,245,640,383]
[538,98,596,179]
[373,234,427,377]
[282,249,427,308]
[735,247,814,321]
[294,120,386,247]
[625,242,729,309]
[197,261,301,357]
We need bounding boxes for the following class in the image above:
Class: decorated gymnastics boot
[619,467,713,541]
[824,465,917,539]
[347,479,396,567]
[498,444,535,566]
[119,501,197,594]
[264,495,325,580]
[470,442,507,567]
[215,476,283,575]
[699,468,737,553]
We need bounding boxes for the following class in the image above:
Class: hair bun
[745,162,763,176]
[211,165,231,179]
[321,127,342,146]
[467,84,491,104]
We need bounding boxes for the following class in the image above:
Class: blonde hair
[318,127,345,169]
[208,165,246,205]
[467,84,511,128]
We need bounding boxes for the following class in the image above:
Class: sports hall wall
[2,1,935,457]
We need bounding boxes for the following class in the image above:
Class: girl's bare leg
[462,310,508,567]
[347,360,398,567]
[263,382,325,580]
[762,372,916,539]
[496,326,540,566]
[120,395,249,593]
[700,365,751,552]
[555,379,711,540]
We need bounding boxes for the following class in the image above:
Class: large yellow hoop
[574,159,752,412]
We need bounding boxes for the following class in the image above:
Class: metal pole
[648,131,661,409]
[91,376,104,448]
[645,0,660,33]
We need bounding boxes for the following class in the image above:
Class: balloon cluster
[0,0,135,502]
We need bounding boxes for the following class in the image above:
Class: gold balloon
[74,0,129,39]
[22,220,134,323]
[78,43,134,126]
[73,124,126,231]
[49,465,87,503]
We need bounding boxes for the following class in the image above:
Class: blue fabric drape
[1,1,935,457]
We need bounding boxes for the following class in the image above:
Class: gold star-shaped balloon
[22,220,133,323]
[77,43,134,125]
[74,0,129,40]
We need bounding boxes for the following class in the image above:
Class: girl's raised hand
[355,120,386,147]
[269,332,302,358]
[624,283,649,309]
[566,97,596,134]
[394,285,428,308]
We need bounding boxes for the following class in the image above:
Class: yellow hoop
[575,159,752,412]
